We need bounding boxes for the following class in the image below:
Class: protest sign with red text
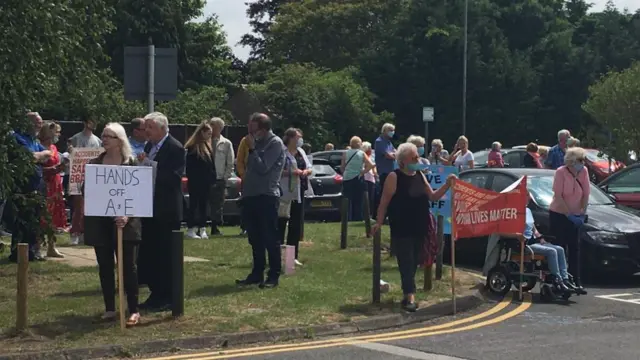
[68,147,104,195]
[452,176,528,240]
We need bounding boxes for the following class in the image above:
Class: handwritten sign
[83,165,153,217]
[68,147,104,195]
[452,176,528,240]
[426,165,458,235]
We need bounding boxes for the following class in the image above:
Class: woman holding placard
[84,123,142,326]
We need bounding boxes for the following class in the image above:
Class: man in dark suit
[137,112,186,311]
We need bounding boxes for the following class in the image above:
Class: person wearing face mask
[427,139,449,165]
[545,129,571,170]
[341,136,375,222]
[372,142,455,312]
[548,147,589,294]
[38,121,66,258]
[362,141,378,218]
[450,135,474,171]
[373,123,397,220]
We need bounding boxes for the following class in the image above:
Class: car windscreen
[527,175,614,208]
[312,164,336,177]
[473,150,490,165]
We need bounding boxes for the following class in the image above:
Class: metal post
[363,191,372,237]
[424,122,429,147]
[462,0,468,135]
[147,38,155,113]
[171,230,184,317]
[372,229,381,304]
[435,215,445,280]
[340,197,349,249]
[16,244,29,332]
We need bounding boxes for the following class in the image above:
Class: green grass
[0,222,476,354]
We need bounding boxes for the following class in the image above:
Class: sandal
[126,313,141,327]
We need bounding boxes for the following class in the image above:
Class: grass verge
[0,222,478,354]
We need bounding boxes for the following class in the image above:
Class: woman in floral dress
[38,121,66,258]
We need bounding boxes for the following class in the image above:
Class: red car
[599,162,640,210]
[584,148,625,183]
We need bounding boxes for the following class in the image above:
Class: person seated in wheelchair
[519,207,571,292]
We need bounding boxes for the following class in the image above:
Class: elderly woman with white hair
[549,147,589,294]
[372,142,455,312]
[341,136,374,221]
[427,139,449,165]
[487,141,504,168]
[362,141,378,217]
[407,135,430,165]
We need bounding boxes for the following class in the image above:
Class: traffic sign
[423,107,434,122]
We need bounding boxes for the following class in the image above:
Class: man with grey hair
[373,122,396,220]
[207,117,235,236]
[138,112,186,312]
[545,129,571,169]
[236,113,285,289]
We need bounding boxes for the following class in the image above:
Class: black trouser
[365,180,376,217]
[210,179,226,227]
[243,195,281,281]
[393,236,423,295]
[277,199,304,259]
[373,173,390,220]
[342,177,364,221]
[549,210,580,280]
[95,242,139,313]
[187,182,209,228]
[138,219,180,304]
[8,191,43,261]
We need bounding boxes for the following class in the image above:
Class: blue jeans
[530,243,569,279]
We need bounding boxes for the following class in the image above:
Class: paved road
[144,276,640,360]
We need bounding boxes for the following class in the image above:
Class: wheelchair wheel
[486,266,512,296]
[514,276,537,293]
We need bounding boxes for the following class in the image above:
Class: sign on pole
[83,165,154,217]
[422,107,435,122]
[69,148,105,195]
[426,165,457,235]
[124,46,178,101]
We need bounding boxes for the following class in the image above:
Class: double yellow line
[145,293,531,360]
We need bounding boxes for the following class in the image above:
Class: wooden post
[435,215,445,280]
[117,228,126,330]
[171,230,185,317]
[340,197,349,249]
[423,265,433,291]
[16,244,29,332]
[362,191,372,237]
[372,229,381,303]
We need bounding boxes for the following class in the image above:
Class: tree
[241,0,296,60]
[247,64,391,149]
[157,86,232,124]
[582,62,640,161]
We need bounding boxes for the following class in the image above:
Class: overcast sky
[204,0,640,61]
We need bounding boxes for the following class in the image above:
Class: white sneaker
[70,235,80,245]
[199,228,208,239]
[294,259,303,266]
[186,228,201,239]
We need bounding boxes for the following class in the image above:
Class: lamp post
[462,0,468,135]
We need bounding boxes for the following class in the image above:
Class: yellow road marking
[144,294,521,360]
[190,294,531,360]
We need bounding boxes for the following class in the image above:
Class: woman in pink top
[549,147,589,294]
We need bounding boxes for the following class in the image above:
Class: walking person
[207,117,235,236]
[67,117,102,245]
[138,112,186,311]
[184,121,215,239]
[38,121,66,258]
[277,128,312,265]
[372,142,454,312]
[84,122,142,326]
[341,136,374,221]
[235,113,285,289]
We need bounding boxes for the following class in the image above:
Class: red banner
[452,176,528,240]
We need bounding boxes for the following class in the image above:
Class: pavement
[48,247,209,267]
[137,275,640,360]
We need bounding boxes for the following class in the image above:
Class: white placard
[422,107,434,122]
[83,164,154,217]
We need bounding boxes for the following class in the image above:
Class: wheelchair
[485,235,580,302]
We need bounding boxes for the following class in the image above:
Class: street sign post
[423,107,435,145]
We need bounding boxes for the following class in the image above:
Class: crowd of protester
[3,109,592,316]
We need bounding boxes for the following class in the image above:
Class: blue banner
[426,165,458,235]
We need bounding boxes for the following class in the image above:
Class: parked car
[584,148,625,183]
[305,159,343,220]
[310,150,346,174]
[599,162,640,210]
[450,168,640,276]
[473,148,518,168]
[181,171,242,225]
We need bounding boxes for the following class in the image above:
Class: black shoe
[567,278,587,295]
[401,299,418,312]
[236,276,263,287]
[260,278,279,289]
[211,226,222,236]
[563,279,577,290]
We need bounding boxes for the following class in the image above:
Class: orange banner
[452,176,528,240]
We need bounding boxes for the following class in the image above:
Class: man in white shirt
[208,117,235,236]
